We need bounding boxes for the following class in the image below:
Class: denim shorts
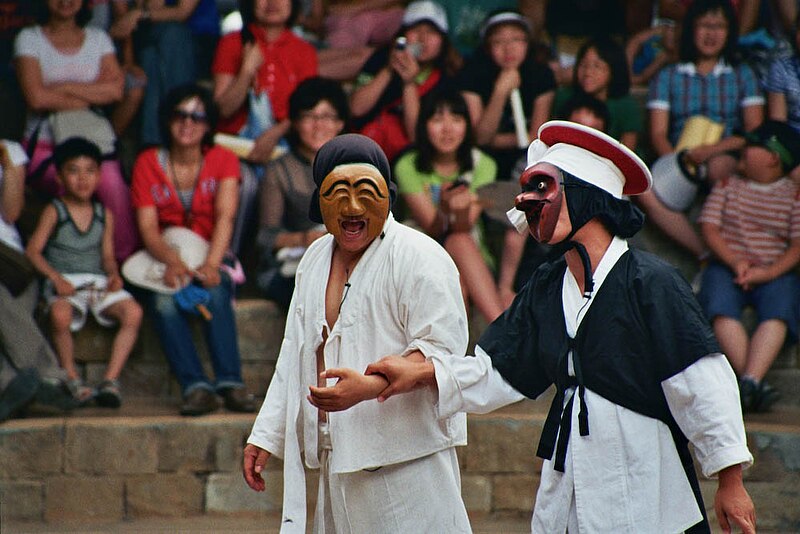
[698,261,800,340]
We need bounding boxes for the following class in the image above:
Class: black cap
[744,120,800,173]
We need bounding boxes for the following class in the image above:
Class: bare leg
[636,190,706,258]
[444,232,504,323]
[50,300,77,379]
[101,299,143,380]
[744,319,787,382]
[318,47,374,81]
[713,316,749,375]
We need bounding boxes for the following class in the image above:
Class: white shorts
[45,273,133,332]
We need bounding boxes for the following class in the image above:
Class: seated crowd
[1,0,799,421]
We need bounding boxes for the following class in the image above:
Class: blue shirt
[764,55,800,133]
[647,60,764,144]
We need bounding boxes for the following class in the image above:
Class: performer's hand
[242,443,271,492]
[714,465,756,534]
[306,368,389,411]
[365,355,436,402]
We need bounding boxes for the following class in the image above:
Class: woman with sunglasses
[130,83,255,417]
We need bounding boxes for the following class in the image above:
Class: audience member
[458,9,555,181]
[255,77,347,308]
[25,138,142,407]
[626,17,679,87]
[395,88,523,322]
[0,138,75,423]
[213,0,317,166]
[553,36,642,150]
[14,0,138,262]
[307,0,406,81]
[641,0,764,260]
[130,83,255,416]
[0,1,33,141]
[111,0,219,146]
[697,120,800,413]
[350,0,460,162]
[437,0,519,55]
[765,14,800,135]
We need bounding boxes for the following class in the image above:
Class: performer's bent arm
[662,353,756,534]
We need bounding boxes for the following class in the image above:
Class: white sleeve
[89,27,117,57]
[431,345,526,419]
[13,27,40,59]
[662,354,753,478]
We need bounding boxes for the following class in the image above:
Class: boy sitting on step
[26,138,142,407]
[697,120,800,412]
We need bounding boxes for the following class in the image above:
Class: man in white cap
[332,121,756,533]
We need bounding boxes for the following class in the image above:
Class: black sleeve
[478,273,553,399]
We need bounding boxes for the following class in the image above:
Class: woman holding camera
[349,1,461,162]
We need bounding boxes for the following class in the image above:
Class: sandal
[95,379,122,408]
[67,378,95,406]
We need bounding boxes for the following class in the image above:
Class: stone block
[461,475,492,513]
[242,362,276,396]
[115,361,175,399]
[747,431,800,482]
[236,299,286,364]
[0,480,43,522]
[44,476,124,522]
[64,420,158,475]
[492,474,537,513]
[126,473,204,518]
[744,478,800,532]
[206,472,282,513]
[157,417,253,473]
[462,418,542,474]
[0,421,64,479]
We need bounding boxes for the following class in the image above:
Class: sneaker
[95,379,122,408]
[220,386,256,413]
[0,368,40,423]
[754,380,781,412]
[739,377,758,413]
[180,388,218,416]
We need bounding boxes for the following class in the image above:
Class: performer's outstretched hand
[714,465,756,534]
[307,368,389,411]
[243,443,271,492]
[365,354,436,402]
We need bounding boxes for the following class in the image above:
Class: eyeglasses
[172,109,208,123]
[298,112,340,124]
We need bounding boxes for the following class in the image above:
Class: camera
[395,36,422,58]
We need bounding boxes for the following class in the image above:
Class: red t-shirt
[130,145,240,241]
[212,25,318,134]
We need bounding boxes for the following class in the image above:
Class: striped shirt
[698,175,800,266]
[647,60,764,145]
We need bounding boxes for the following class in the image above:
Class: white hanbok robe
[248,214,470,533]
[431,237,753,533]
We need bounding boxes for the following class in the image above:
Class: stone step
[1,398,799,532]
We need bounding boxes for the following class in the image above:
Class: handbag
[49,109,117,156]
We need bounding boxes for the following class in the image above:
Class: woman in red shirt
[131,83,255,417]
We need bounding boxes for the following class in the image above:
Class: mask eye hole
[521,174,558,198]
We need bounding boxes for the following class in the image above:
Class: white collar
[675,59,733,77]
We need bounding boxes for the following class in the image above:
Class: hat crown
[402,1,448,33]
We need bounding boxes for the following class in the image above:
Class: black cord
[339,269,351,313]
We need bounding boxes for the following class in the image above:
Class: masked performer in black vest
[314,121,757,533]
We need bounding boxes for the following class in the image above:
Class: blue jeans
[141,276,244,395]
[135,21,197,146]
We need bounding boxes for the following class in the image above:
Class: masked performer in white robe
[326,121,756,533]
[243,134,472,534]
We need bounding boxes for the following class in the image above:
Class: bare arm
[194,177,238,287]
[350,67,393,118]
[213,43,262,119]
[0,146,25,223]
[767,92,788,122]
[702,222,741,269]
[136,205,192,288]
[475,69,518,146]
[528,90,554,140]
[15,56,87,111]
[25,205,70,291]
[497,228,525,306]
[649,108,674,156]
[56,53,124,106]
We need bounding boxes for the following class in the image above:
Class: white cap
[402,1,448,33]
[526,121,652,198]
[480,11,532,40]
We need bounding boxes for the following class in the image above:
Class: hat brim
[538,121,652,196]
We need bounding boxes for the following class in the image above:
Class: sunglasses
[172,109,208,123]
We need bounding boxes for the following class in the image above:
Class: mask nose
[341,193,365,216]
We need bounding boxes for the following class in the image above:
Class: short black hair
[158,83,219,150]
[53,137,103,171]
[35,0,92,27]
[558,91,611,132]
[573,36,631,99]
[679,0,739,64]
[287,77,348,148]
[415,88,474,174]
